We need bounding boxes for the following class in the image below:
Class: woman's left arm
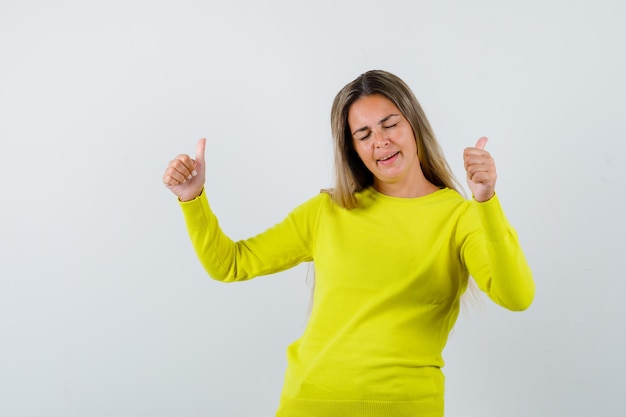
[461,137,535,311]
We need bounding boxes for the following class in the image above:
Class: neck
[373,177,439,198]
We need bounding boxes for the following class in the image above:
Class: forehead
[347,94,402,126]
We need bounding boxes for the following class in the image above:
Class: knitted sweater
[179,186,534,417]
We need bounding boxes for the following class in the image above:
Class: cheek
[353,143,372,163]
[351,140,364,156]
[403,132,418,154]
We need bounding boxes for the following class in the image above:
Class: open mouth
[377,151,400,163]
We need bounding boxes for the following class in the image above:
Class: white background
[1,0,625,416]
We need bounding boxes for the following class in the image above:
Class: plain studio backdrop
[1,0,624,416]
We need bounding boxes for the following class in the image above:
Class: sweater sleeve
[178,190,324,282]
[458,194,535,311]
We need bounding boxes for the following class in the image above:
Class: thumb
[195,138,206,164]
[475,136,488,150]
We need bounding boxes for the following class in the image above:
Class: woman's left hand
[464,136,497,202]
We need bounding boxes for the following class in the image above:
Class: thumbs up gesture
[162,138,207,202]
[464,136,496,202]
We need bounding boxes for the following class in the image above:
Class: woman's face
[348,94,423,193]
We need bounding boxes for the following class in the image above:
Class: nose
[373,128,389,147]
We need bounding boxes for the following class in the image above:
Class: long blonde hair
[329,70,462,208]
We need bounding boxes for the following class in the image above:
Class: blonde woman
[163,70,535,417]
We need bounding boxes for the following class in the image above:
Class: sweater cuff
[178,188,211,229]
[474,193,511,241]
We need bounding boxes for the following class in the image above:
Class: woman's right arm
[179,190,321,282]
[164,138,321,282]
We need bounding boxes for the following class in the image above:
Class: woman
[162,70,535,417]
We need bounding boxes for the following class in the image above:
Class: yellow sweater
[180,186,534,417]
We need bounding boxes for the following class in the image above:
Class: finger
[169,157,195,181]
[189,138,207,178]
[163,170,186,186]
[466,164,492,179]
[469,171,494,185]
[172,154,195,173]
[195,138,206,165]
[467,170,482,183]
[179,156,196,175]
[475,136,488,150]
[464,154,492,171]
[164,165,190,185]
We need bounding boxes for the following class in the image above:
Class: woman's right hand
[162,138,206,202]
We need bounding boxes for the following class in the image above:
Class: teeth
[379,152,397,161]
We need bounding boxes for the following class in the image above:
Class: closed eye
[383,123,398,129]
[355,131,372,141]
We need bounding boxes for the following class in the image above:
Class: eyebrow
[351,113,401,136]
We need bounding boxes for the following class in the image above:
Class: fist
[464,137,496,202]
[162,138,206,202]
